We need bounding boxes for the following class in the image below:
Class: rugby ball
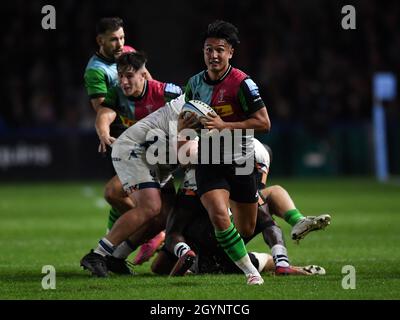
[181,100,216,120]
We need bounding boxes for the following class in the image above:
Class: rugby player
[84,17,167,263]
[183,20,271,285]
[80,95,187,277]
[84,17,152,230]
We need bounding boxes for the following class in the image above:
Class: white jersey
[111,95,185,192]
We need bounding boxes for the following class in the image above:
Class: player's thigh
[130,187,162,215]
[227,166,258,204]
[104,175,127,198]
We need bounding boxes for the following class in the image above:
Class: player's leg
[197,164,263,285]
[230,201,258,238]
[260,185,331,241]
[151,248,178,275]
[102,187,162,251]
[104,175,136,231]
[80,187,162,277]
[112,209,167,262]
[167,193,201,276]
[130,182,175,265]
[80,138,163,277]
[104,178,175,268]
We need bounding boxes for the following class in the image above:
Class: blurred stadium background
[1,0,399,180]
[1,0,400,300]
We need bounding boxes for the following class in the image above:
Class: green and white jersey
[84,52,118,99]
[84,52,126,136]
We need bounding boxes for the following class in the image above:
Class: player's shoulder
[187,70,206,85]
[85,53,115,72]
[230,67,249,82]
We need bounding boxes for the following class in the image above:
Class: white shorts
[111,135,174,193]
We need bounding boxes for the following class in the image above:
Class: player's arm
[95,87,119,153]
[184,83,193,101]
[90,97,105,112]
[84,68,108,112]
[202,78,271,132]
[95,107,117,153]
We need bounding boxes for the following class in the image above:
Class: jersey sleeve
[84,68,108,98]
[164,83,183,102]
[101,86,118,109]
[184,82,193,102]
[238,78,266,115]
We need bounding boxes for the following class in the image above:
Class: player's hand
[98,134,116,153]
[178,111,201,131]
[201,112,225,130]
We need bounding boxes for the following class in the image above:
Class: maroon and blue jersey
[184,65,265,121]
[102,79,182,135]
[185,66,266,164]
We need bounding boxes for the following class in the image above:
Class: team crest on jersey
[217,89,226,103]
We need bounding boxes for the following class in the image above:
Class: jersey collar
[203,65,232,85]
[95,51,115,64]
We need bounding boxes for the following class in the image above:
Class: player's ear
[229,46,234,58]
[96,35,103,47]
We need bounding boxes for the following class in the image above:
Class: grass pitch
[0,178,399,300]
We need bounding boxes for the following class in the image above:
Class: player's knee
[237,223,256,238]
[143,202,162,219]
[270,185,285,196]
[104,184,117,204]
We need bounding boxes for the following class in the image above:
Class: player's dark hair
[96,17,124,35]
[117,51,147,73]
[203,20,240,47]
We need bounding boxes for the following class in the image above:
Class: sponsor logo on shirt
[213,104,234,117]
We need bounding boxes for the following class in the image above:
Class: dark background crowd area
[1,0,399,135]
